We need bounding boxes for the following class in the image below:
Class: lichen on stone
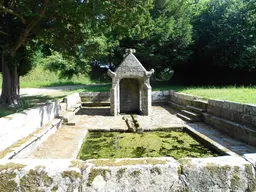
[20,169,53,192]
[87,168,110,186]
[51,186,58,192]
[91,158,167,167]
[62,170,82,181]
[129,170,141,178]
[0,163,25,171]
[150,166,162,175]
[0,171,17,192]
[116,168,127,180]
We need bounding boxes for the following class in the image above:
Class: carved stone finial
[125,48,136,54]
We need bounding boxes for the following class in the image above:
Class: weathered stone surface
[243,153,256,169]
[108,51,154,116]
[0,157,255,192]
[179,156,256,192]
[204,113,256,146]
[84,157,184,192]
[0,100,60,152]
[151,91,169,103]
[208,99,225,108]
[64,93,81,110]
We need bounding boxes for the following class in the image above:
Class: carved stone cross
[125,48,136,54]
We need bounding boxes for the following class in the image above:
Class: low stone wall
[207,99,256,129]
[0,93,81,152]
[0,156,255,192]
[0,101,60,152]
[169,91,256,128]
[79,90,170,103]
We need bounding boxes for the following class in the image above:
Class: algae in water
[78,131,219,160]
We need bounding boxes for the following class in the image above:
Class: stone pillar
[141,83,152,115]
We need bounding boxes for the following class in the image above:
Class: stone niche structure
[108,49,154,116]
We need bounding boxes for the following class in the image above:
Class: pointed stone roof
[115,51,147,77]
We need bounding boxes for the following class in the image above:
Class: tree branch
[10,0,50,56]
[0,30,8,35]
[0,4,26,24]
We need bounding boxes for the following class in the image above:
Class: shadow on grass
[151,81,187,92]
[38,81,85,88]
[0,95,64,118]
[78,84,112,92]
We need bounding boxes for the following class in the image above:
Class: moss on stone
[230,166,243,190]
[51,186,58,192]
[0,163,25,171]
[129,170,141,178]
[62,170,82,180]
[0,172,17,192]
[20,169,53,192]
[177,166,182,175]
[244,164,256,191]
[91,159,167,167]
[70,160,87,170]
[150,166,162,175]
[179,159,193,168]
[116,168,127,180]
[87,168,110,186]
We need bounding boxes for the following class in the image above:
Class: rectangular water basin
[78,130,223,160]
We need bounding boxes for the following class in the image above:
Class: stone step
[204,113,256,146]
[180,110,204,121]
[186,105,205,114]
[81,102,110,107]
[177,113,196,122]
[168,101,186,111]
[191,99,208,111]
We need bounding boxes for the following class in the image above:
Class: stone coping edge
[0,156,255,192]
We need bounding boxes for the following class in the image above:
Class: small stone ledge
[0,157,255,192]
[179,156,256,192]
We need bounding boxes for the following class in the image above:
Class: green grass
[0,65,92,88]
[180,86,256,104]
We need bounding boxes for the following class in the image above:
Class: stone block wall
[79,92,110,103]
[207,99,256,129]
[169,91,256,128]
[0,101,60,152]
[79,91,170,104]
[0,93,81,152]
[0,156,255,192]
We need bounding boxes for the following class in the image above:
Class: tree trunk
[0,52,20,107]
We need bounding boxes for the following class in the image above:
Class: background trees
[1,0,256,108]
[173,0,256,85]
[0,0,154,106]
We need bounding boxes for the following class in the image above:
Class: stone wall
[0,156,255,192]
[207,99,256,129]
[169,91,256,128]
[79,90,170,103]
[0,93,81,152]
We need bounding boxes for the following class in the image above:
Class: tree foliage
[192,0,256,71]
[112,0,193,80]
[0,0,154,106]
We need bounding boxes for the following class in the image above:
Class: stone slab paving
[186,122,256,155]
[27,115,87,159]
[80,105,184,131]
[27,105,256,159]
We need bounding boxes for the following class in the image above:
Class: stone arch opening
[119,78,140,114]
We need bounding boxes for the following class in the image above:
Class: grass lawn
[0,65,92,88]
